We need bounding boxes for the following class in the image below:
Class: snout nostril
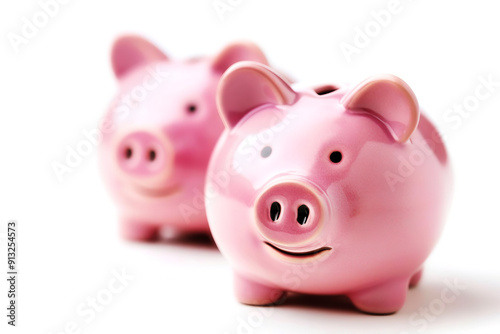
[148,149,156,161]
[125,147,132,159]
[297,205,310,225]
[270,202,281,222]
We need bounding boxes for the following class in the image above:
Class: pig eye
[148,149,156,161]
[125,147,133,159]
[261,146,272,158]
[329,151,342,163]
[186,104,197,113]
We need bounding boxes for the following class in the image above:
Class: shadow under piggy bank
[261,273,500,332]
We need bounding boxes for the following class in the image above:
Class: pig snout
[255,179,329,247]
[115,130,173,187]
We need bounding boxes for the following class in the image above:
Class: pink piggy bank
[205,62,452,314]
[99,36,268,241]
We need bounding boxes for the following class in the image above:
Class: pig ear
[217,62,296,129]
[111,35,168,79]
[341,75,420,143]
[211,42,269,74]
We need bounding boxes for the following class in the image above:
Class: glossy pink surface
[205,62,452,314]
[99,36,268,240]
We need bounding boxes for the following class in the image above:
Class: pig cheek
[322,183,359,243]
[211,175,267,271]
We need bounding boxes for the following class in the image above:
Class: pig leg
[348,278,409,314]
[234,272,286,306]
[121,219,159,241]
[409,268,423,288]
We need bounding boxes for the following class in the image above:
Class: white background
[1,0,500,333]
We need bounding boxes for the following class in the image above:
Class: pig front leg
[348,278,409,314]
[120,218,159,241]
[234,272,286,306]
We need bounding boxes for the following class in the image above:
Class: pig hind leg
[121,219,159,241]
[409,268,423,288]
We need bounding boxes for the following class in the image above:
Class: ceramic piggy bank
[99,36,268,240]
[205,62,452,314]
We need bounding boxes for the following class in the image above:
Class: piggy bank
[99,36,268,240]
[205,62,452,314]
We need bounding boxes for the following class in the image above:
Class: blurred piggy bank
[205,62,452,314]
[99,36,268,241]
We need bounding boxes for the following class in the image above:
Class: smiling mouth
[133,184,181,198]
[264,242,332,258]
